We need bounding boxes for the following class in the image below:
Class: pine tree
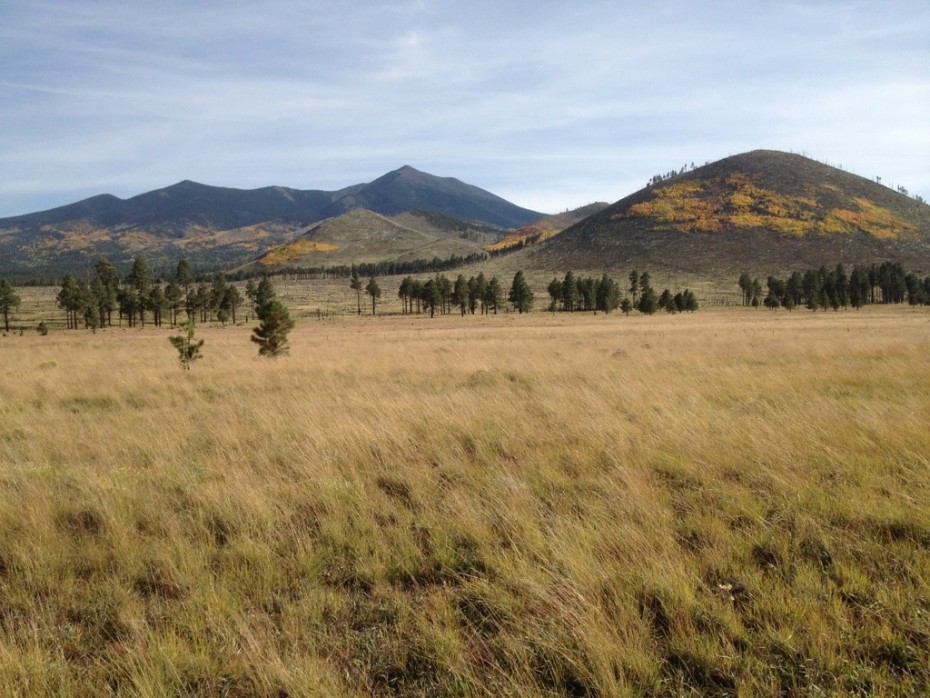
[175,259,195,320]
[210,273,229,318]
[637,271,657,314]
[398,276,413,314]
[561,271,578,311]
[148,285,167,327]
[194,282,211,322]
[350,270,363,315]
[222,285,243,324]
[595,274,619,313]
[421,278,439,317]
[244,279,258,319]
[81,280,99,332]
[169,320,204,370]
[579,277,596,312]
[411,280,424,314]
[509,271,534,313]
[785,272,803,309]
[849,266,866,309]
[117,286,137,327]
[659,288,675,312]
[252,277,276,316]
[0,279,21,332]
[474,272,488,314]
[547,278,563,312]
[684,289,699,312]
[802,269,820,309]
[629,270,639,306]
[436,274,452,315]
[485,277,502,314]
[637,287,658,315]
[57,275,82,329]
[93,258,120,326]
[738,272,752,306]
[835,264,850,307]
[453,274,468,316]
[126,256,152,327]
[251,297,295,358]
[165,281,184,325]
[467,276,480,314]
[365,277,381,315]
[751,279,763,307]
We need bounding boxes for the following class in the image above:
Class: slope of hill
[486,202,609,254]
[390,210,503,246]
[0,168,541,280]
[529,151,930,276]
[250,209,486,270]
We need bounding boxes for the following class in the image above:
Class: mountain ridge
[0,166,540,232]
[0,167,543,280]
[4,151,929,283]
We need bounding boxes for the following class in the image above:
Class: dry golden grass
[0,308,929,695]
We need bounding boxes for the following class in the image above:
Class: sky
[1,0,928,218]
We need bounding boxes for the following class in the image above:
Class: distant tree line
[546,271,621,313]
[226,252,488,282]
[395,272,506,317]
[375,269,696,318]
[739,262,930,311]
[55,256,244,330]
[350,270,536,316]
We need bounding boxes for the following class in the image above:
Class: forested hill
[0,167,542,282]
[527,150,930,276]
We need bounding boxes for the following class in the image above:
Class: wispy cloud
[1,0,927,216]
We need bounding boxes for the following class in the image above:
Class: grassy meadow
[0,307,929,695]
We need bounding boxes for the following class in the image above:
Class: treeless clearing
[0,308,928,695]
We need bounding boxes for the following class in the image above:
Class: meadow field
[0,308,928,695]
[3,268,735,333]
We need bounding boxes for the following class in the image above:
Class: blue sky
[1,0,927,218]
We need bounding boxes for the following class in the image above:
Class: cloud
[1,0,928,216]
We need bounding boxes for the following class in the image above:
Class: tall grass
[0,308,928,695]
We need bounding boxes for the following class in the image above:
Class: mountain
[247,209,490,271]
[0,167,541,280]
[527,150,930,277]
